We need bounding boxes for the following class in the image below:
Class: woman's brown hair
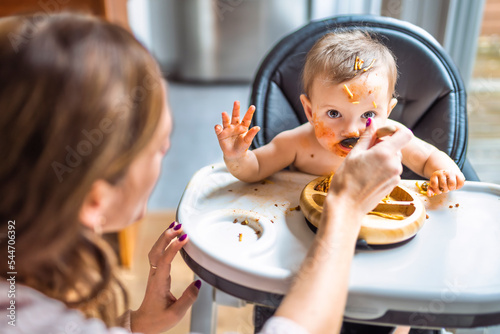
[0,13,163,325]
[302,30,398,98]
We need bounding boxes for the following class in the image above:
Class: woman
[0,13,412,333]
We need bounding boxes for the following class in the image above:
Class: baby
[215,30,465,197]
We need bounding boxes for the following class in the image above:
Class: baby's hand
[427,169,465,196]
[215,101,260,160]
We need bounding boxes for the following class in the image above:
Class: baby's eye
[361,111,376,119]
[327,110,341,118]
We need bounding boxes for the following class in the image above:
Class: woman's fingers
[148,223,182,269]
[353,118,377,151]
[231,101,241,124]
[160,233,188,266]
[168,281,201,322]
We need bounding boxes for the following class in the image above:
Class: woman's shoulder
[0,281,130,334]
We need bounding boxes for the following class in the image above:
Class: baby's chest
[292,145,343,176]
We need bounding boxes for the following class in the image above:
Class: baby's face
[301,69,396,157]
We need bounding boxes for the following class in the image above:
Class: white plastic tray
[177,163,500,323]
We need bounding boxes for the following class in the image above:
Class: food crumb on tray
[238,233,242,242]
[289,205,301,211]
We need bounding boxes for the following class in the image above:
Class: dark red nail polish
[366,118,372,127]
[168,222,175,229]
[179,234,187,241]
[173,223,182,231]
[194,280,202,290]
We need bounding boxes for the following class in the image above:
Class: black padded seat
[250,15,479,181]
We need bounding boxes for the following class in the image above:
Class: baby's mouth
[339,137,359,149]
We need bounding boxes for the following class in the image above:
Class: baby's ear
[300,94,313,122]
[387,98,398,117]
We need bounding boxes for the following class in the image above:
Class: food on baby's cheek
[351,101,360,104]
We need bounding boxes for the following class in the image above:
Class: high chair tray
[176,163,500,328]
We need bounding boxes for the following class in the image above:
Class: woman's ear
[79,180,114,233]
[300,94,314,123]
[387,98,398,117]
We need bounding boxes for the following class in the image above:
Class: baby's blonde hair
[303,30,397,97]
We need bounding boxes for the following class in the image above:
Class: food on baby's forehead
[343,84,354,99]
[372,101,377,108]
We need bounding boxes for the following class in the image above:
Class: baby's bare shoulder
[273,123,314,142]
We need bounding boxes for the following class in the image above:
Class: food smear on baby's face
[309,72,391,157]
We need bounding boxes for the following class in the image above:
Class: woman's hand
[130,223,200,334]
[214,101,260,160]
[325,119,414,225]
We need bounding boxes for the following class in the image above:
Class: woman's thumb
[354,118,377,151]
[169,280,201,319]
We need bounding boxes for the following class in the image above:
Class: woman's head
[0,13,169,323]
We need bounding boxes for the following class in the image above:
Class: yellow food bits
[343,84,354,99]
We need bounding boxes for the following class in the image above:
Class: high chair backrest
[250,15,477,180]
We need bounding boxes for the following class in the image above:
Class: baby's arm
[390,120,465,196]
[215,101,297,183]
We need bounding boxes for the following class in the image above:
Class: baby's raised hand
[215,101,260,160]
[427,169,465,196]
